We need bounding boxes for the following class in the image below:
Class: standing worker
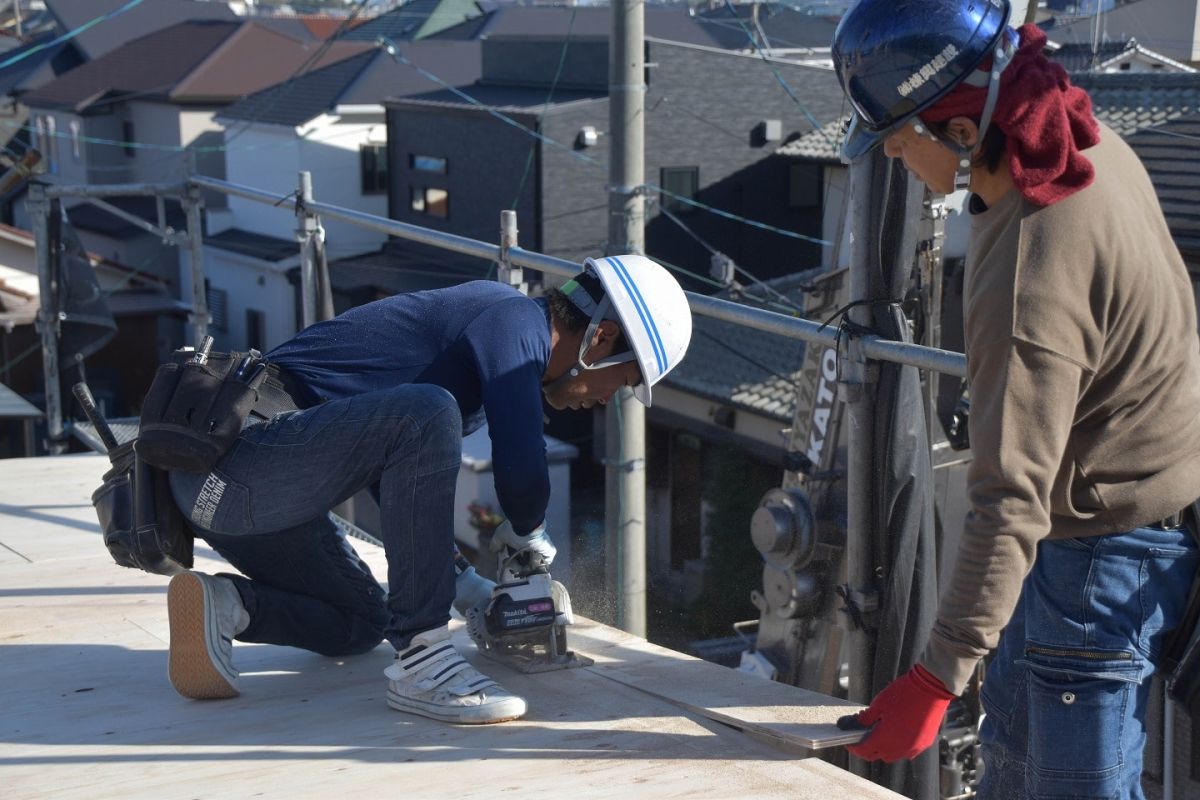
[164,255,691,724]
[830,0,1200,796]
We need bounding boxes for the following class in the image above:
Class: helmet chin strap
[914,28,1018,193]
[542,295,638,398]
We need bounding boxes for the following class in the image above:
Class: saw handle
[72,382,119,454]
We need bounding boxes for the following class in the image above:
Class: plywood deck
[0,454,891,800]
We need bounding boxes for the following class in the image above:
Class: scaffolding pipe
[497,210,524,293]
[30,184,64,455]
[296,172,320,329]
[188,175,968,378]
[43,182,183,199]
[843,155,879,777]
[182,183,208,346]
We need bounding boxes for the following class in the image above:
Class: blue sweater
[268,281,552,534]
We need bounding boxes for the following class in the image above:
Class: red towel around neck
[922,24,1101,206]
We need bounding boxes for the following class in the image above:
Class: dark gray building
[383,35,845,288]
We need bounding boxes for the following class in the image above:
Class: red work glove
[837,664,954,762]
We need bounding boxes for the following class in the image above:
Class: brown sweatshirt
[921,124,1200,694]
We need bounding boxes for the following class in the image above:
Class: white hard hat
[581,254,692,406]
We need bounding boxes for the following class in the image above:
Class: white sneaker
[384,625,526,724]
[168,571,249,700]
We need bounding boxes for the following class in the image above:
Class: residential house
[1044,38,1197,73]
[429,5,728,47]
[42,0,236,60]
[338,0,486,42]
[203,40,482,352]
[384,34,844,291]
[694,2,842,62]
[18,20,367,300]
[1044,0,1200,64]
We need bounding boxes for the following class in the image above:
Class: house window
[245,308,265,351]
[360,144,388,195]
[411,186,448,219]
[69,120,81,162]
[122,121,135,157]
[409,154,447,174]
[206,283,229,333]
[788,163,821,209]
[660,166,699,214]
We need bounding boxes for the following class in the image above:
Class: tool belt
[137,345,298,473]
[92,439,194,575]
[91,345,302,575]
[1162,500,1200,723]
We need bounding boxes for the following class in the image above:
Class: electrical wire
[0,0,147,72]
[221,0,376,147]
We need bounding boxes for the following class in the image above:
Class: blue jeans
[977,525,1199,800]
[169,384,463,654]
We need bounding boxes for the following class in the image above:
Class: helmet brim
[840,114,886,163]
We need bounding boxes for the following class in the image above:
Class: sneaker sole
[168,572,239,700]
[386,689,526,724]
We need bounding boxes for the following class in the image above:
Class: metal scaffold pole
[843,153,880,777]
[296,171,322,329]
[182,179,209,346]
[30,183,64,455]
[606,0,647,637]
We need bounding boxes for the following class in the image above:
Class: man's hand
[837,664,955,762]
[490,519,557,576]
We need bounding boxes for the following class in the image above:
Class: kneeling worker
[164,254,692,724]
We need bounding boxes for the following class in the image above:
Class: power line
[221,0,376,148]
[0,0,147,72]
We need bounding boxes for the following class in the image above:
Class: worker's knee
[315,613,386,657]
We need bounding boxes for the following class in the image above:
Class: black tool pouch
[1162,502,1200,723]
[137,348,265,473]
[91,440,193,575]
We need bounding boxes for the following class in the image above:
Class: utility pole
[606,0,647,637]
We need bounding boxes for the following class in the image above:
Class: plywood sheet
[0,454,897,800]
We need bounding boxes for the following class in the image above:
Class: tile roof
[776,118,845,162]
[429,6,724,48]
[22,20,238,111]
[387,83,605,114]
[205,228,298,262]
[43,0,236,60]
[1042,0,1189,57]
[1073,72,1200,136]
[338,0,483,42]
[663,272,818,421]
[1125,115,1200,255]
[22,21,367,112]
[695,3,840,51]
[0,33,81,98]
[1046,39,1195,73]
[219,41,481,127]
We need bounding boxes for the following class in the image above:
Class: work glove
[453,564,495,617]
[837,663,955,762]
[453,564,495,646]
[490,519,556,578]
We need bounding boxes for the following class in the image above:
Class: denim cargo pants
[169,383,463,655]
[977,524,1200,799]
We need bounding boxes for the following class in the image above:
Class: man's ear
[945,117,980,150]
[592,319,621,348]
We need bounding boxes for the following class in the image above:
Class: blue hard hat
[832,0,1012,161]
